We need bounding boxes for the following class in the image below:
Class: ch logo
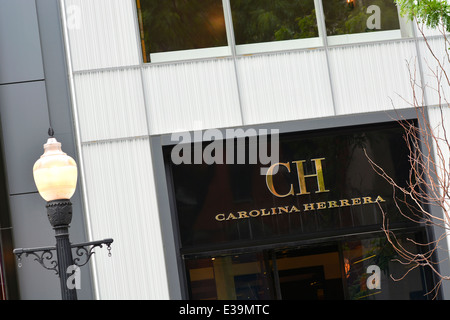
[265,158,329,197]
[66,265,81,290]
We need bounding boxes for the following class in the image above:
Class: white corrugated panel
[142,59,242,135]
[236,50,335,125]
[73,69,148,142]
[82,138,169,299]
[427,106,450,249]
[329,41,421,115]
[428,105,450,172]
[63,0,140,71]
[417,37,450,107]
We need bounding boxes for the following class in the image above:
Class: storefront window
[186,252,273,300]
[323,0,400,36]
[230,0,318,45]
[185,232,433,300]
[342,233,431,300]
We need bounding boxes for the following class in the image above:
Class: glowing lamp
[33,136,78,201]
[12,129,112,301]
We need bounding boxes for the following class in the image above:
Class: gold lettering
[249,210,260,217]
[328,201,339,208]
[278,206,289,214]
[215,195,387,222]
[316,202,326,209]
[238,211,248,219]
[265,162,295,198]
[227,213,237,220]
[293,158,330,195]
[363,197,375,204]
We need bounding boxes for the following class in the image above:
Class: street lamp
[33,131,78,202]
[13,128,113,300]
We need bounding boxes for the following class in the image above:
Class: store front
[163,120,437,300]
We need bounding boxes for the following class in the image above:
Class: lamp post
[13,129,113,300]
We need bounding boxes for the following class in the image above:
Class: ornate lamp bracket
[72,239,113,267]
[13,238,113,275]
[14,246,59,274]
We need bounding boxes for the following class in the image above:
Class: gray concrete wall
[0,0,93,299]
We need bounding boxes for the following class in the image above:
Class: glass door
[184,245,345,300]
[185,251,276,300]
[272,245,344,300]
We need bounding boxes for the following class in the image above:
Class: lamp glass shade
[33,137,78,201]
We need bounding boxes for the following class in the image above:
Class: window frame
[136,0,414,64]
[149,46,232,64]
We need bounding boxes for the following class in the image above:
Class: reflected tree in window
[137,0,227,57]
[323,0,400,36]
[230,0,318,45]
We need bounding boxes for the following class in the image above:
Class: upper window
[137,0,228,62]
[323,0,401,44]
[230,0,319,44]
[136,0,407,63]
[230,0,320,54]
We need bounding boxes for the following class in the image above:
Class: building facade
[0,0,449,299]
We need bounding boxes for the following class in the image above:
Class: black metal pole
[46,199,77,300]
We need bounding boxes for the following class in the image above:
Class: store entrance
[184,231,434,300]
[184,244,345,300]
[273,245,344,300]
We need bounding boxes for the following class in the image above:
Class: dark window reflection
[342,232,431,300]
[137,0,227,60]
[185,252,273,300]
[230,0,318,45]
[323,0,400,36]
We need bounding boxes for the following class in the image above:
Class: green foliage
[230,0,318,45]
[296,10,320,38]
[139,0,228,53]
[396,0,450,29]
